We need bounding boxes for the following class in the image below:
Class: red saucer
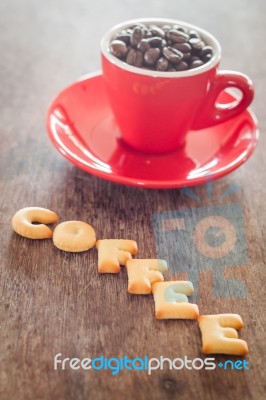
[46,72,259,189]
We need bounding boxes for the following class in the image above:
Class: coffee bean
[137,39,150,53]
[200,46,213,57]
[110,22,214,71]
[147,36,163,47]
[134,23,147,30]
[115,33,131,45]
[144,48,161,66]
[145,30,153,38]
[190,59,204,69]
[189,38,205,51]
[167,29,189,43]
[175,61,189,71]
[173,42,192,53]
[162,24,172,31]
[173,25,188,33]
[156,57,169,71]
[126,49,143,67]
[162,46,183,64]
[182,52,192,62]
[189,30,200,39]
[202,53,212,62]
[149,25,165,38]
[190,56,200,63]
[131,26,145,47]
[161,39,167,48]
[110,40,128,59]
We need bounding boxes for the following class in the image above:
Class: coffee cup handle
[192,71,254,130]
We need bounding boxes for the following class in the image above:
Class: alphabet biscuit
[198,314,249,355]
[152,281,199,319]
[53,221,96,252]
[96,239,138,273]
[12,207,59,239]
[126,259,168,294]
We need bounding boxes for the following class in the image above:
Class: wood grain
[0,0,266,399]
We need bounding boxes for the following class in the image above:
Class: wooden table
[1,0,265,399]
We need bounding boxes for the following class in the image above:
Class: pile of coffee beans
[109,23,214,72]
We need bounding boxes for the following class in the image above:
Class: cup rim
[101,18,222,78]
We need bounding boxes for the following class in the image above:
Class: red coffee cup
[101,18,254,154]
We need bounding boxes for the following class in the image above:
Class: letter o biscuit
[12,207,59,239]
[53,221,96,252]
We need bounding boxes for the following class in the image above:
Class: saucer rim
[46,71,259,189]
